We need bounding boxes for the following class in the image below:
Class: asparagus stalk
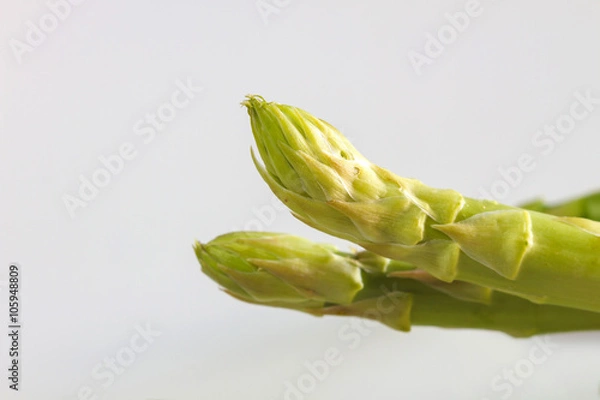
[243,95,600,312]
[196,232,600,337]
[521,192,600,221]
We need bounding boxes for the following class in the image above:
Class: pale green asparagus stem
[243,95,600,312]
[196,232,600,337]
[521,192,600,221]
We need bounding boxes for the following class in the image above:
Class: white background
[2,1,600,399]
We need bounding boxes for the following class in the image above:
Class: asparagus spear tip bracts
[196,232,600,337]
[243,95,600,312]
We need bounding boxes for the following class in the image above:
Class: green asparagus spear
[196,232,600,337]
[521,192,600,221]
[243,95,600,312]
